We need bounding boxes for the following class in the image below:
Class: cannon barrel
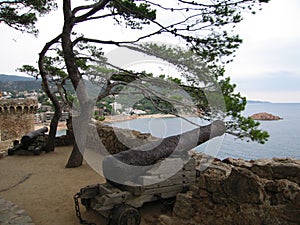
[21,127,48,147]
[102,120,226,184]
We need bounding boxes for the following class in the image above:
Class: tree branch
[74,0,111,23]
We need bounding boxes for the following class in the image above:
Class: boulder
[172,192,196,219]
[223,167,266,204]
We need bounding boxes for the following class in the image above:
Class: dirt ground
[0,146,168,225]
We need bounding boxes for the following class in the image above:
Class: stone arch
[3,107,8,113]
[9,106,15,113]
[23,106,29,113]
[29,105,34,113]
[16,106,22,113]
[0,107,2,113]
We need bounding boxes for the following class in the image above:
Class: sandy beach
[0,146,168,225]
[34,122,67,132]
[33,114,175,131]
[100,113,175,123]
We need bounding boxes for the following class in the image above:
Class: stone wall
[86,123,158,154]
[0,99,37,150]
[54,121,158,155]
[158,152,300,225]
[0,113,35,142]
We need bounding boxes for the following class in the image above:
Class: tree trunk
[38,35,63,153]
[62,0,87,168]
[64,116,84,168]
[65,142,83,168]
[64,103,92,168]
[45,108,61,152]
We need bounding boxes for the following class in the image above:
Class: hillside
[0,74,36,82]
[0,74,41,92]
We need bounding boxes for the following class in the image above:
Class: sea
[110,103,300,160]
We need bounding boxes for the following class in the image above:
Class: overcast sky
[0,0,299,103]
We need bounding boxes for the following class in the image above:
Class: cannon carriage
[7,127,48,155]
[76,157,196,225]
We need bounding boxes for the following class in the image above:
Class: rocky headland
[250,112,282,121]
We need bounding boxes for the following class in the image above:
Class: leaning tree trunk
[38,34,63,152]
[65,142,83,168]
[64,101,93,168]
[62,0,92,168]
[45,108,62,152]
[64,116,83,168]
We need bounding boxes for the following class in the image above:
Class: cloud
[231,71,300,102]
[226,0,300,78]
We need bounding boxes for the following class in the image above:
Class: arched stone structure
[0,99,38,143]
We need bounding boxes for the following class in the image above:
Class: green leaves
[17,65,39,78]
[138,43,269,144]
[108,0,156,29]
[0,0,57,35]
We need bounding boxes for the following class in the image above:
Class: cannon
[8,127,48,156]
[102,120,225,185]
[74,120,226,225]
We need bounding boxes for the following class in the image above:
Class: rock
[252,161,300,184]
[250,112,282,120]
[265,179,300,204]
[222,157,253,168]
[165,153,300,225]
[0,150,7,159]
[224,167,266,204]
[172,192,196,219]
[0,196,34,225]
[158,215,182,225]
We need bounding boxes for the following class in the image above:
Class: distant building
[40,105,52,112]
[110,102,123,115]
[132,109,146,115]
[40,111,69,123]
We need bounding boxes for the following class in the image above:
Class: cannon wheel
[81,198,91,210]
[111,204,141,225]
[33,147,41,155]
[8,148,14,156]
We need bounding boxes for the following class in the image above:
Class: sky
[225,0,300,102]
[0,0,300,103]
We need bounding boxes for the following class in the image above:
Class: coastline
[101,113,175,123]
[34,122,67,132]
[33,114,176,131]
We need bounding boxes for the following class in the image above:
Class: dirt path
[0,146,166,225]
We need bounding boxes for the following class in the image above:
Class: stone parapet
[157,152,300,225]
[0,98,38,114]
